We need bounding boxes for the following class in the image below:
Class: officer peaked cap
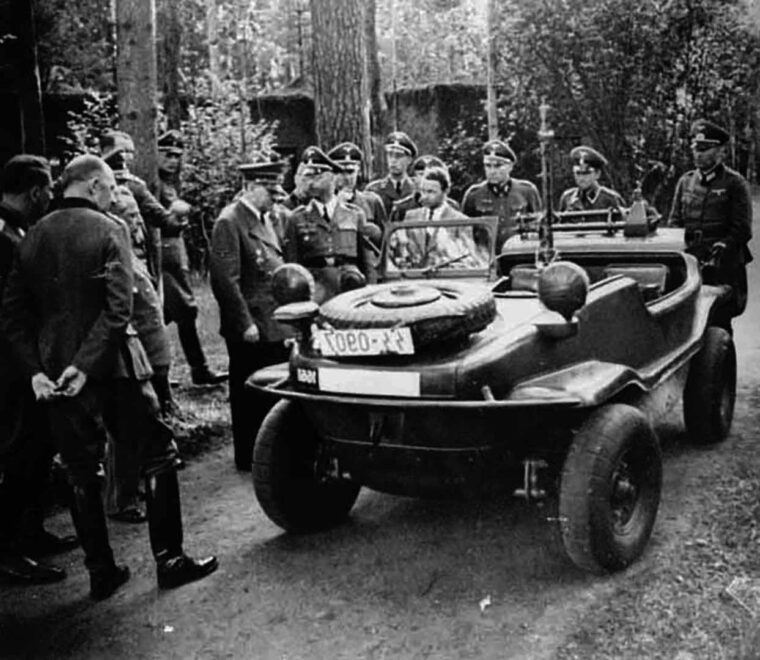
[300,146,344,173]
[412,154,445,172]
[327,142,363,165]
[1,154,52,193]
[690,120,729,146]
[238,161,286,190]
[384,131,418,158]
[570,145,607,171]
[158,129,184,154]
[100,130,134,162]
[482,140,516,163]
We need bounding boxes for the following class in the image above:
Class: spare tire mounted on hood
[319,282,496,348]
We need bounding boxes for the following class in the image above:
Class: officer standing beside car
[284,147,376,304]
[668,119,753,332]
[209,161,293,472]
[462,139,542,252]
[558,146,625,212]
[366,131,417,217]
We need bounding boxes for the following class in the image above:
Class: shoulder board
[119,171,144,184]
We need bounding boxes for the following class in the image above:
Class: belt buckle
[324,256,335,266]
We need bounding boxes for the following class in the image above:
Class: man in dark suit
[366,131,417,216]
[210,161,293,471]
[1,155,217,600]
[668,119,753,331]
[462,139,542,252]
[284,147,376,303]
[0,155,76,585]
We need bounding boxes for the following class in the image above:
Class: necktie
[395,181,402,196]
[322,205,330,222]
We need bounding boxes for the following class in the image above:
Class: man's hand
[55,366,88,397]
[243,324,260,344]
[169,199,192,217]
[31,372,59,402]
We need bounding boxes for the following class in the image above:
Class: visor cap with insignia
[570,146,607,173]
[690,120,729,147]
[300,146,344,174]
[384,131,418,158]
[327,142,363,168]
[157,129,185,155]
[239,160,287,194]
[412,154,445,172]
[482,139,516,164]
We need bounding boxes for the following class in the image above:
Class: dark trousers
[226,339,290,468]
[47,379,177,488]
[0,386,55,550]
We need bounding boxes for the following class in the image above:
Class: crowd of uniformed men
[0,116,751,600]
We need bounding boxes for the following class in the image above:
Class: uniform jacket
[0,203,26,298]
[284,198,377,303]
[210,198,292,343]
[389,192,460,223]
[462,178,542,251]
[365,176,415,217]
[344,189,388,230]
[668,163,753,263]
[0,198,151,382]
[558,185,625,212]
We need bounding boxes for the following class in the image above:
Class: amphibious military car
[248,205,736,573]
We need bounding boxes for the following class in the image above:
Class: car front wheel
[253,400,360,533]
[559,404,662,573]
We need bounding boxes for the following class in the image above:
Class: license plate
[314,327,414,357]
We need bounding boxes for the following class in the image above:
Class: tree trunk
[115,0,159,187]
[206,0,221,98]
[10,0,45,154]
[310,0,371,170]
[364,0,387,176]
[158,0,183,129]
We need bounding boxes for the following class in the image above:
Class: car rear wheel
[253,400,360,533]
[559,404,662,573]
[683,326,736,445]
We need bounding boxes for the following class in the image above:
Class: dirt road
[3,197,760,659]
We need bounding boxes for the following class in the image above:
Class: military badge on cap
[238,160,286,191]
[412,154,445,172]
[157,129,184,154]
[300,146,344,173]
[384,131,418,158]
[327,142,363,166]
[570,146,607,172]
[482,140,516,163]
[690,120,729,146]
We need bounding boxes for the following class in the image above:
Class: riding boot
[70,483,130,599]
[144,468,218,589]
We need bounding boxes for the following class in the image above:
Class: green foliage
[60,91,118,162]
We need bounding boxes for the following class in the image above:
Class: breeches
[46,380,178,488]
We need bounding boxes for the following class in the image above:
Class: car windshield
[385,219,494,276]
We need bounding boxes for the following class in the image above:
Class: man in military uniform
[100,130,184,282]
[462,139,542,252]
[668,119,753,331]
[366,131,417,217]
[156,130,227,386]
[0,155,75,585]
[558,146,625,212]
[389,154,460,223]
[284,147,377,303]
[283,162,311,211]
[210,161,293,471]
[328,141,387,231]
